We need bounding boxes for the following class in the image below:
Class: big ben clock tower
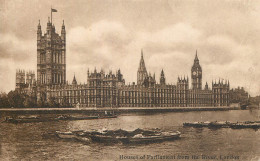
[191,50,202,90]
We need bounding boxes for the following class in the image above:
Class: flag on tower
[52,8,57,12]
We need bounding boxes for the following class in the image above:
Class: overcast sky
[0,0,260,96]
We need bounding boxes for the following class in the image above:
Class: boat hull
[120,133,181,144]
[90,135,121,143]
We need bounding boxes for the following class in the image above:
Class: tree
[7,90,25,108]
[0,93,10,108]
[48,97,60,108]
[61,97,70,107]
[23,96,37,108]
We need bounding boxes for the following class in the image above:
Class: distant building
[15,17,231,108]
[230,87,249,105]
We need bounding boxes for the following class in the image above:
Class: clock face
[193,71,196,75]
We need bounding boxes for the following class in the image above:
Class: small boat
[55,131,75,139]
[183,121,210,128]
[42,132,57,139]
[230,123,260,129]
[243,121,260,124]
[75,135,92,143]
[208,121,231,128]
[119,131,181,144]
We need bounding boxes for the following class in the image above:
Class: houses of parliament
[15,18,230,108]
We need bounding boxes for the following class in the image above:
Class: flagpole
[51,7,52,24]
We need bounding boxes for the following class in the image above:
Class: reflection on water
[0,110,259,161]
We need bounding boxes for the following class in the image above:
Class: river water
[0,110,259,161]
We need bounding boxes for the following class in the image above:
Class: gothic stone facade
[36,19,66,103]
[16,19,230,108]
[15,70,36,96]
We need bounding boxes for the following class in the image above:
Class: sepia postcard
[0,0,259,161]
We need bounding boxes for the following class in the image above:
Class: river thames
[0,110,259,161]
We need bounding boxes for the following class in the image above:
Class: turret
[205,82,209,90]
[46,17,52,36]
[117,69,123,81]
[37,20,42,41]
[61,20,66,41]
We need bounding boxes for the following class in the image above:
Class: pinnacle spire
[62,20,65,30]
[195,50,199,61]
[72,73,77,85]
[137,49,148,85]
[138,49,147,72]
[161,69,164,76]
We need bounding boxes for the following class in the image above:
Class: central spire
[138,49,147,72]
[194,50,199,62]
[137,49,148,85]
[192,50,201,69]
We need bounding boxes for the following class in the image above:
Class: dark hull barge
[183,121,260,129]
[50,128,181,145]
[3,114,117,123]
[3,117,56,124]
